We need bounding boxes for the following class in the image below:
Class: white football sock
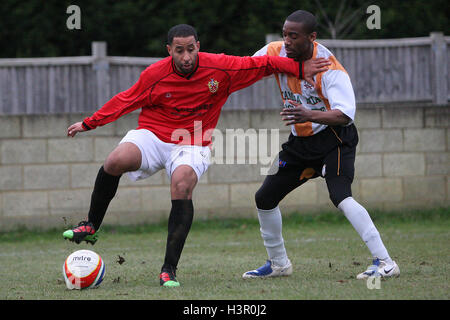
[257,206,289,267]
[338,197,391,262]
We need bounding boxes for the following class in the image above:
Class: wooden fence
[0,32,448,115]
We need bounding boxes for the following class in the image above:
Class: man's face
[282,20,316,60]
[167,36,200,74]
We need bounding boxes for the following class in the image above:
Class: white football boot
[242,259,293,279]
[356,258,400,279]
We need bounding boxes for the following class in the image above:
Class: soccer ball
[63,249,105,290]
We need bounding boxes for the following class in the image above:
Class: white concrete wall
[0,105,449,230]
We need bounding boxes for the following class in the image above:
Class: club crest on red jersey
[207,78,219,93]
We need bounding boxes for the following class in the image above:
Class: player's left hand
[302,58,330,89]
[280,100,312,125]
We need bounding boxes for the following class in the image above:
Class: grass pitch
[0,208,448,300]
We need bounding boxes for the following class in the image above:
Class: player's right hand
[67,122,86,137]
[303,58,331,89]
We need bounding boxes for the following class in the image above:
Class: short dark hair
[167,24,198,45]
[286,10,317,34]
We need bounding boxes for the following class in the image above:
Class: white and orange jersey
[253,41,356,137]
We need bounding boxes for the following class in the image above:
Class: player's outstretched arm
[67,121,87,137]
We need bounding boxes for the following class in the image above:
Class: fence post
[430,32,447,105]
[91,41,110,107]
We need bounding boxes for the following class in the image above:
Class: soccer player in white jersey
[242,10,400,280]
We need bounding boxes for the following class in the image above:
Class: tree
[0,0,447,58]
[313,0,371,39]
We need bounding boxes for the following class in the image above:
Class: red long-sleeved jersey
[82,52,301,146]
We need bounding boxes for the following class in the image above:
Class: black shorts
[256,124,359,209]
[277,124,358,181]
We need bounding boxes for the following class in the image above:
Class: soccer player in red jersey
[63,24,330,287]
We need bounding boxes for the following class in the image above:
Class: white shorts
[119,129,211,182]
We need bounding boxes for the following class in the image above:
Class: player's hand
[280,100,312,125]
[67,122,86,137]
[302,58,331,88]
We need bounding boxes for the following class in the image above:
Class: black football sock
[162,199,194,272]
[87,166,121,231]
